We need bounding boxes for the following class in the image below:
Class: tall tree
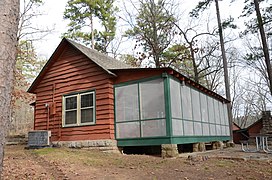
[63,0,117,53]
[190,0,234,141]
[18,0,52,41]
[0,0,20,175]
[124,0,176,67]
[10,0,49,136]
[253,0,272,96]
[11,40,45,135]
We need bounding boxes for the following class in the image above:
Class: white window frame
[62,91,96,127]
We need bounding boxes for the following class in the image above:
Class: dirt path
[26,149,68,179]
[2,145,69,180]
[2,145,272,180]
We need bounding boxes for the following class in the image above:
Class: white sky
[31,0,244,59]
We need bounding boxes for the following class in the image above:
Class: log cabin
[28,38,231,154]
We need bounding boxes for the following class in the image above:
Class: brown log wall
[34,44,115,141]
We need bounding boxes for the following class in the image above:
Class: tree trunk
[190,44,199,83]
[0,0,20,176]
[254,0,272,96]
[214,0,233,141]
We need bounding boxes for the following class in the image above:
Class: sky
[31,0,69,58]
[30,0,245,59]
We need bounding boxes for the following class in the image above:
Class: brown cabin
[28,38,231,149]
[232,111,272,144]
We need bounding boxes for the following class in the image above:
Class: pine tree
[63,0,117,53]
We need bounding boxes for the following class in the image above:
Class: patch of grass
[32,147,56,155]
[215,160,234,168]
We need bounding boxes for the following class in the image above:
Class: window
[63,91,95,127]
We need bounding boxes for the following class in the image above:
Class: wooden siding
[34,44,115,141]
[248,120,263,136]
[113,69,165,84]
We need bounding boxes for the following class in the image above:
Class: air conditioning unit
[27,130,51,148]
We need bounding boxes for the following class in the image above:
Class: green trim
[117,136,230,147]
[116,118,165,124]
[118,137,171,146]
[164,74,172,139]
[171,136,230,144]
[114,87,117,139]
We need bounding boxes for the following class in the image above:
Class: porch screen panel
[216,124,221,135]
[194,122,202,135]
[170,79,182,118]
[210,124,216,135]
[218,101,224,125]
[115,84,139,122]
[183,121,194,135]
[181,85,192,120]
[200,93,208,123]
[207,96,215,123]
[116,122,140,138]
[214,99,220,124]
[141,119,166,137]
[226,126,230,135]
[202,123,210,135]
[140,79,165,119]
[191,89,201,121]
[172,119,183,136]
[223,104,229,125]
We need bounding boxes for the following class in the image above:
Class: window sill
[62,122,96,128]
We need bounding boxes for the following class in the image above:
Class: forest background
[12,0,272,136]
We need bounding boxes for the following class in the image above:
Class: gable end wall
[34,44,115,141]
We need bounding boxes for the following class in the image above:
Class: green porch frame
[114,73,230,147]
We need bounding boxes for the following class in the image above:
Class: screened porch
[114,74,230,147]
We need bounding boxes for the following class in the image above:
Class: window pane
[140,79,165,119]
[116,122,140,138]
[141,119,166,137]
[200,93,208,122]
[66,96,77,110]
[184,121,194,135]
[181,86,192,120]
[172,119,183,136]
[65,111,77,125]
[191,89,201,121]
[81,93,93,108]
[170,79,182,118]
[115,84,139,122]
[81,108,94,123]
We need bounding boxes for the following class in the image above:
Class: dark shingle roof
[28,38,133,93]
[67,39,133,75]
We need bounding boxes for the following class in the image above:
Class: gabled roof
[28,38,132,93]
[66,39,132,72]
[246,118,263,130]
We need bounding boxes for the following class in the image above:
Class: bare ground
[2,145,272,180]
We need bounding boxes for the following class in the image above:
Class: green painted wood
[117,136,230,146]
